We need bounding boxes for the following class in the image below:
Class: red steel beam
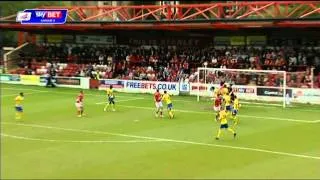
[1,21,320,31]
[300,4,320,18]
[181,5,218,20]
[1,1,320,24]
[236,2,275,19]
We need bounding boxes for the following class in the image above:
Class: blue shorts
[220,124,229,129]
[167,103,173,110]
[232,109,238,116]
[15,106,23,112]
[226,105,231,111]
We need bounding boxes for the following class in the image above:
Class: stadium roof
[1,1,320,31]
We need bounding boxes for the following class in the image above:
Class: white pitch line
[1,133,164,143]
[95,97,145,104]
[2,122,320,160]
[1,88,133,98]
[108,105,319,124]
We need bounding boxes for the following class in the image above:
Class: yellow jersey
[233,98,240,110]
[219,110,228,124]
[15,95,24,106]
[162,94,172,104]
[221,87,228,95]
[223,94,231,106]
[106,88,114,98]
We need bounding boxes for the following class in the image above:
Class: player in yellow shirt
[220,84,229,95]
[215,108,236,140]
[14,92,24,120]
[223,93,232,116]
[104,85,116,112]
[231,95,240,129]
[162,91,174,119]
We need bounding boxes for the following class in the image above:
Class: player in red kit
[154,89,163,118]
[214,94,222,112]
[214,94,222,121]
[75,90,84,117]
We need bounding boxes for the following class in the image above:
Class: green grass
[1,84,320,179]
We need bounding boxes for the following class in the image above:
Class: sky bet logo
[16,9,68,24]
[35,11,62,18]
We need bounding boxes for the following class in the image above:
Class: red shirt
[215,97,222,107]
[76,93,84,103]
[154,92,162,102]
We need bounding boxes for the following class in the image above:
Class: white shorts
[155,101,163,109]
[75,102,83,109]
[214,106,221,112]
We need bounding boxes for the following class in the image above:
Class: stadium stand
[10,44,320,88]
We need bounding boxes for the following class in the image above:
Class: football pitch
[1,84,320,179]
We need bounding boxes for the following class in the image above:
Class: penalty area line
[2,122,320,161]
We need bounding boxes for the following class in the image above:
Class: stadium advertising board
[99,79,125,91]
[39,76,89,89]
[46,35,63,43]
[246,36,267,45]
[20,75,40,85]
[230,36,246,46]
[125,80,179,95]
[257,87,292,97]
[292,88,320,104]
[76,35,115,44]
[189,83,211,96]
[55,77,80,86]
[0,74,20,83]
[179,83,190,95]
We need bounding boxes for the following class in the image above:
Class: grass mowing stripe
[1,133,165,143]
[2,122,320,161]
[2,92,49,97]
[95,97,145,104]
[105,104,319,124]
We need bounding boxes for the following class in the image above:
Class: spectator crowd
[12,43,320,88]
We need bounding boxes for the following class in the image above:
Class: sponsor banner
[99,79,125,89]
[190,83,213,97]
[257,87,292,97]
[214,36,230,45]
[233,86,256,94]
[292,88,320,104]
[125,80,179,95]
[76,35,115,44]
[47,35,63,43]
[55,77,80,86]
[20,75,40,85]
[230,36,245,46]
[0,74,20,82]
[179,83,190,94]
[39,76,89,89]
[247,36,267,45]
[190,83,257,98]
